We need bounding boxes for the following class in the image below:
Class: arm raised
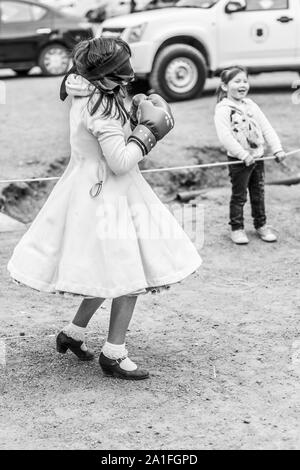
[86,113,144,176]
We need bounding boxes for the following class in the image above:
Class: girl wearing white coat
[7,37,201,380]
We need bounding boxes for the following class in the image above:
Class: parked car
[45,1,174,23]
[37,1,107,22]
[93,1,165,20]
[37,1,139,23]
[99,0,300,101]
[0,0,93,76]
[142,0,178,11]
[54,0,107,20]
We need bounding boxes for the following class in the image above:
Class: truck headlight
[127,23,147,43]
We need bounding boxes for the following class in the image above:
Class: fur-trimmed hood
[65,74,95,97]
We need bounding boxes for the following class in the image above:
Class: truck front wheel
[150,44,207,102]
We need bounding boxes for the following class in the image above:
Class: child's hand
[244,154,255,166]
[274,150,286,163]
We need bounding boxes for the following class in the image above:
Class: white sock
[102,341,137,371]
[62,323,88,351]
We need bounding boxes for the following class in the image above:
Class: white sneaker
[231,229,249,245]
[256,225,277,242]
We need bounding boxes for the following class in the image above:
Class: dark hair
[73,37,131,124]
[216,66,248,103]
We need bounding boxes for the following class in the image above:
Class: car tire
[38,43,70,76]
[13,68,31,76]
[150,44,207,102]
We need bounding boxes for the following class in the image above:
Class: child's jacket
[7,75,201,298]
[214,97,282,160]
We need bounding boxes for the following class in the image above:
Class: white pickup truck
[98,0,300,101]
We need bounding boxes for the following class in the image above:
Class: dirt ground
[0,71,300,450]
[1,184,300,450]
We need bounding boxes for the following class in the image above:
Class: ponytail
[216,85,228,103]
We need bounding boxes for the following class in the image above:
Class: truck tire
[38,44,70,76]
[150,44,207,102]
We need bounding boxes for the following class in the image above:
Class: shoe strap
[115,355,128,365]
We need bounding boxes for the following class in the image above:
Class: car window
[1,1,47,23]
[245,0,288,10]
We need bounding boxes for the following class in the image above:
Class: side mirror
[225,1,246,14]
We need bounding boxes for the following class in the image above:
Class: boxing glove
[128,94,175,156]
[147,94,175,127]
[129,93,147,130]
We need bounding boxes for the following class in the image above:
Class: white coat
[7,75,201,298]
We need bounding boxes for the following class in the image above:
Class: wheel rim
[43,47,70,75]
[165,57,199,94]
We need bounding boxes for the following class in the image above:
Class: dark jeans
[228,157,266,231]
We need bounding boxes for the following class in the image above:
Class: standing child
[7,37,201,380]
[214,66,286,245]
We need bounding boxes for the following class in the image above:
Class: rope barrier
[0,149,299,185]
[141,149,300,174]
[0,176,60,184]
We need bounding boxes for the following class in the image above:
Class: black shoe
[99,352,149,380]
[56,331,94,361]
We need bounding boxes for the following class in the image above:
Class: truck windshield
[176,0,219,8]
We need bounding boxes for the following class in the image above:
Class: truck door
[217,0,298,70]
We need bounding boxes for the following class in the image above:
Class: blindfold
[60,47,134,101]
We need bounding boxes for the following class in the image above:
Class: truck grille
[101,28,125,38]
